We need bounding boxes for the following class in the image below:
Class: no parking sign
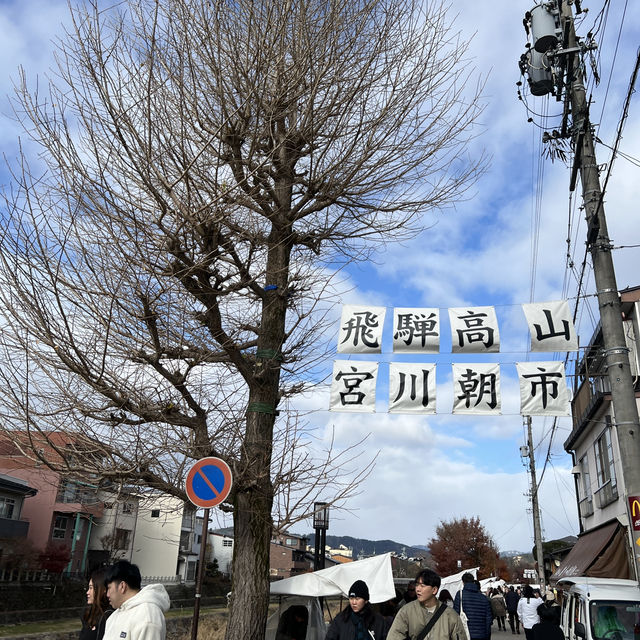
[185,457,233,508]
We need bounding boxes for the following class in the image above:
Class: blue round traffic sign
[185,457,233,508]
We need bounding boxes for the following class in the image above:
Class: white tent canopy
[440,567,479,599]
[270,553,396,604]
[480,576,506,592]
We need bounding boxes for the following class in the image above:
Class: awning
[550,520,630,583]
[269,552,396,603]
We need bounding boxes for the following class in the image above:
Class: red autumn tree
[429,516,507,579]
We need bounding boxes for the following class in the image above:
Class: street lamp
[313,502,330,571]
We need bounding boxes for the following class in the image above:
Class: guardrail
[0,569,52,583]
[0,592,228,626]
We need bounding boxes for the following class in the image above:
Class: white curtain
[516,361,571,416]
[337,305,386,354]
[389,363,437,413]
[452,363,501,414]
[330,360,378,412]
[522,300,578,352]
[392,307,440,353]
[449,306,500,353]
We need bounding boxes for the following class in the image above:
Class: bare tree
[0,1,484,638]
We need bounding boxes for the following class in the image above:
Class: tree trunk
[226,228,292,640]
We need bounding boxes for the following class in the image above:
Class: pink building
[0,433,103,574]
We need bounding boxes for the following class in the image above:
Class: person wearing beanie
[326,579,389,640]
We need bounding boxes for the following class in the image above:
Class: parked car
[556,576,640,640]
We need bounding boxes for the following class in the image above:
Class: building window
[151,509,160,518]
[222,539,233,547]
[182,507,195,529]
[579,455,591,499]
[187,560,197,581]
[180,530,191,550]
[57,479,95,504]
[594,421,618,507]
[122,502,134,514]
[197,534,202,544]
[52,515,69,539]
[285,538,298,547]
[114,528,131,549]
[0,497,16,519]
[578,455,594,517]
[594,425,616,487]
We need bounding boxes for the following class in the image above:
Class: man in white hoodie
[103,560,171,640]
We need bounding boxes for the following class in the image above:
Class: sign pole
[191,508,210,640]
[184,457,233,640]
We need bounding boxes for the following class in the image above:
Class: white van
[556,577,640,640]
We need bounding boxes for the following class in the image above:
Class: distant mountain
[307,533,430,561]
[500,549,532,558]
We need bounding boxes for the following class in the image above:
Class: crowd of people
[319,572,565,640]
[80,560,170,640]
[82,561,565,640]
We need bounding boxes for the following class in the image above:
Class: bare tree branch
[0,2,485,639]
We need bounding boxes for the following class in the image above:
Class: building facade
[0,434,103,574]
[558,286,640,581]
[0,433,199,580]
[270,532,311,580]
[208,527,235,577]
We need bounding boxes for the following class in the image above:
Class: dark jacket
[540,601,562,626]
[79,609,113,640]
[532,621,565,640]
[326,604,389,640]
[454,583,492,640]
[505,590,519,613]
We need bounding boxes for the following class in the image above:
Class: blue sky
[1,1,639,555]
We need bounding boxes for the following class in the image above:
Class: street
[490,623,523,639]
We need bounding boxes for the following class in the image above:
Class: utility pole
[521,1,640,580]
[524,416,546,590]
[560,0,640,582]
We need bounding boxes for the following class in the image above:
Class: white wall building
[88,490,197,581]
[88,492,140,567]
[209,527,234,577]
[131,492,185,579]
[556,286,640,582]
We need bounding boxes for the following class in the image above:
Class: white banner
[389,363,436,413]
[330,361,378,412]
[522,300,578,352]
[516,361,571,416]
[337,305,386,354]
[392,308,440,353]
[449,306,500,353]
[452,363,501,414]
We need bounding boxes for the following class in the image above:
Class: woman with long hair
[438,589,454,608]
[517,585,543,640]
[80,568,114,640]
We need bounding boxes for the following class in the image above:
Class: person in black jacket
[505,586,521,634]
[326,580,389,640]
[532,604,564,640]
[453,574,492,640]
[80,568,114,640]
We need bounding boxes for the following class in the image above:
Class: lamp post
[313,502,329,571]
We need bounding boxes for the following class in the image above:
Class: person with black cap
[326,579,389,640]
